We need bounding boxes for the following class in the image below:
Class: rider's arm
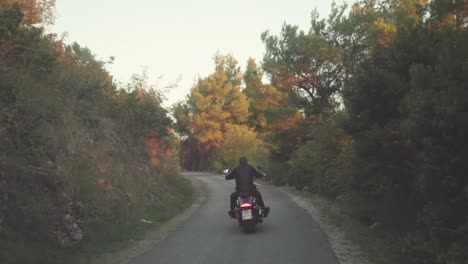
[251,166,265,178]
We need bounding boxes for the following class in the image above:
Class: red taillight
[240,203,252,208]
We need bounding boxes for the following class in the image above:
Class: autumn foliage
[174,54,252,169]
[0,4,191,263]
[0,0,55,25]
[1,0,467,263]
[174,1,468,263]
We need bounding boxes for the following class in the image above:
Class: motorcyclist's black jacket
[225,165,263,196]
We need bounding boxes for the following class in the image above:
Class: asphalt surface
[131,172,339,264]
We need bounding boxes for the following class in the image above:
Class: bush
[288,113,354,198]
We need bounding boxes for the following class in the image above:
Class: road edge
[91,173,207,264]
[280,186,371,264]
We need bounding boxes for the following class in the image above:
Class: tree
[429,0,468,29]
[344,1,468,262]
[243,58,283,131]
[174,54,250,170]
[288,112,353,197]
[0,0,55,25]
[261,2,370,115]
[0,6,184,262]
[241,58,305,162]
[213,125,269,171]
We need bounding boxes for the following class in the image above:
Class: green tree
[261,2,370,115]
[242,59,306,164]
[344,1,468,262]
[288,113,353,197]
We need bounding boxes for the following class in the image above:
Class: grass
[79,175,194,263]
[0,174,195,264]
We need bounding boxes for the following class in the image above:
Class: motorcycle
[234,191,264,233]
[224,166,268,233]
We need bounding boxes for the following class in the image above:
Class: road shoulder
[280,186,372,264]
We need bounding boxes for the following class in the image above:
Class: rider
[225,157,270,218]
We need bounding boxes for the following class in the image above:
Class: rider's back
[235,165,255,196]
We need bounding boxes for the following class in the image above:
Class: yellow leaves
[373,17,397,47]
[227,91,249,123]
[430,0,468,30]
[214,125,269,168]
[191,113,224,148]
[390,0,428,29]
[186,54,250,164]
[351,0,431,49]
[268,111,303,132]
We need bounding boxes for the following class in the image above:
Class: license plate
[242,210,252,220]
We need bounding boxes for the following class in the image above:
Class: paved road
[131,172,339,264]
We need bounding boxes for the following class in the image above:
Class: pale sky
[50,0,343,106]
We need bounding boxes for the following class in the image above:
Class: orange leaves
[145,135,174,169]
[0,0,56,25]
[145,136,161,169]
[268,111,303,132]
[274,67,299,91]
